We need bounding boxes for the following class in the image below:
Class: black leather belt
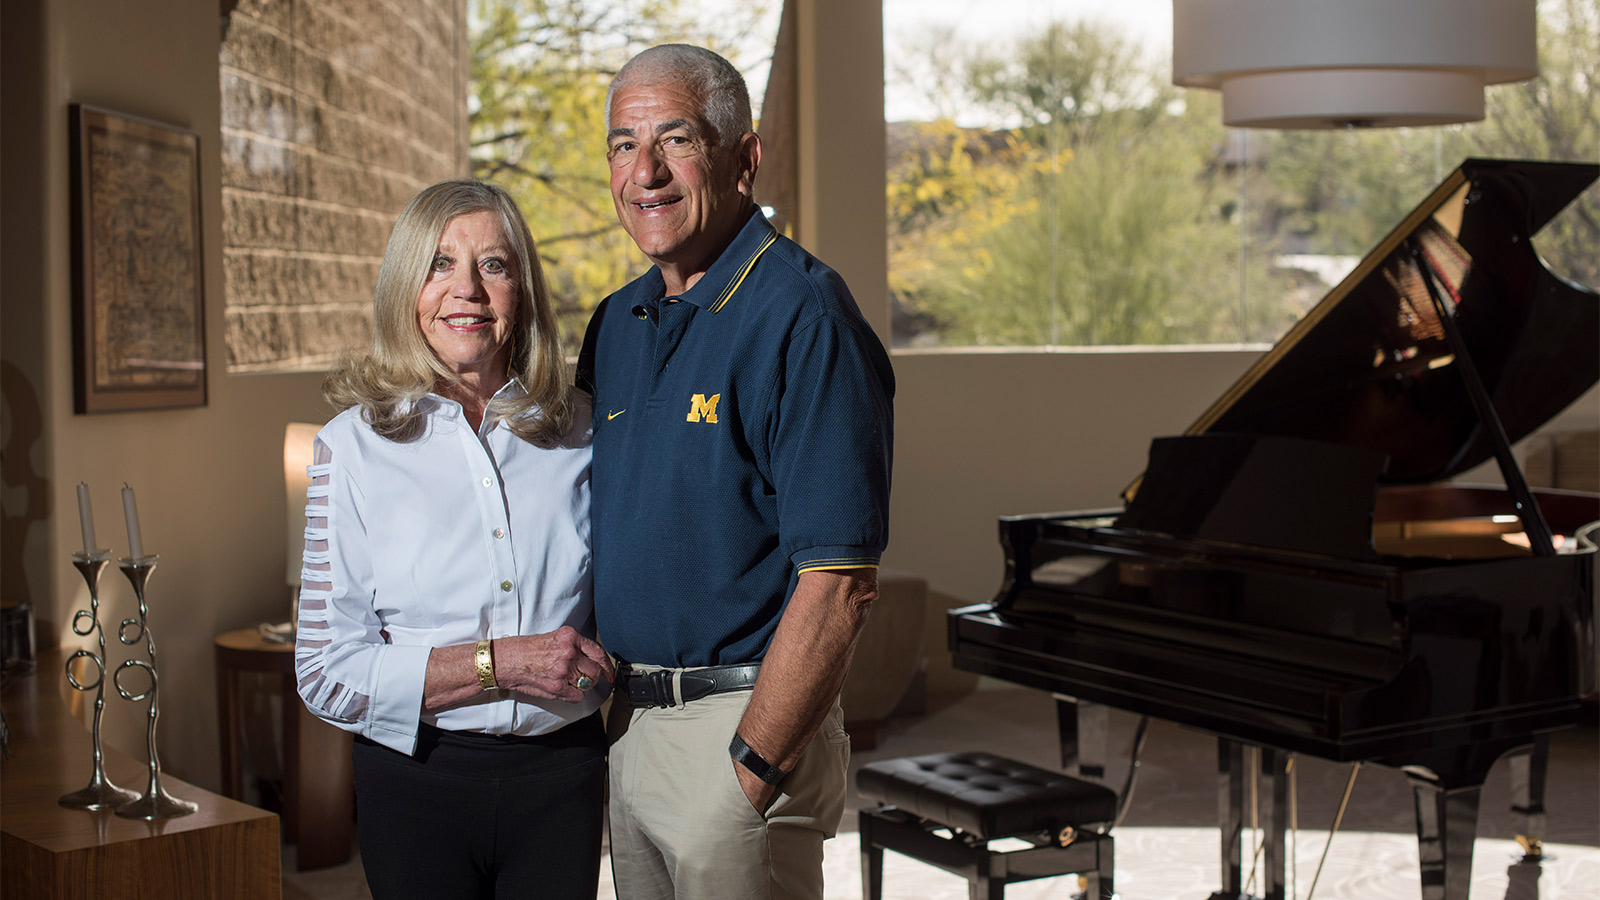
[618,663,762,709]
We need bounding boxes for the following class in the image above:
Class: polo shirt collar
[660,206,779,313]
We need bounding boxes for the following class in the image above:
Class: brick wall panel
[300,258,384,307]
[295,206,393,258]
[294,53,335,104]
[219,16,295,88]
[221,76,297,139]
[225,308,293,367]
[303,306,375,361]
[223,253,296,309]
[221,132,297,195]
[301,154,419,213]
[223,193,299,251]
[223,0,462,373]
[235,0,293,36]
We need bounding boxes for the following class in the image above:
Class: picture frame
[70,104,207,413]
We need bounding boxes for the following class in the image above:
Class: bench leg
[860,814,884,900]
[1090,836,1115,899]
[970,873,1005,900]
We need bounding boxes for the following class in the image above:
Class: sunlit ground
[593,829,1600,900]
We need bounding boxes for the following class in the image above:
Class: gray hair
[606,44,753,148]
[324,179,573,445]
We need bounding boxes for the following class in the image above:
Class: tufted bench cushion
[856,751,1118,839]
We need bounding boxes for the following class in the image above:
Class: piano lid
[1180,158,1598,486]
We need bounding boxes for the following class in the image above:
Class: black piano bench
[856,751,1117,900]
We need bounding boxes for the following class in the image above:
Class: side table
[215,627,354,870]
[4,648,281,899]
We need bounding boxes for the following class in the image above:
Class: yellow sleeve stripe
[710,231,778,314]
[797,559,881,573]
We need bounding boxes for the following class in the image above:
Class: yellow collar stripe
[710,231,778,314]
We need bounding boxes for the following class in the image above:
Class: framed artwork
[70,104,207,413]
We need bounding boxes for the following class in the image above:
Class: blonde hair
[324,179,573,445]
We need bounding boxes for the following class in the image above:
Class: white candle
[76,482,97,555]
[121,483,145,559]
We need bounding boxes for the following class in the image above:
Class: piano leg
[1408,771,1482,900]
[1391,738,1536,900]
[1506,734,1550,861]
[1208,740,1289,900]
[1211,739,1249,900]
[1055,697,1109,780]
[1259,747,1289,900]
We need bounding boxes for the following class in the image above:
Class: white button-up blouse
[294,383,599,755]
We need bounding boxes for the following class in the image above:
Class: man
[577,43,894,900]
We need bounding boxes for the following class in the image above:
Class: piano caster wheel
[1515,834,1547,862]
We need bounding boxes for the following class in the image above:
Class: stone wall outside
[221,0,467,372]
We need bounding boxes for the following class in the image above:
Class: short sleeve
[770,313,894,573]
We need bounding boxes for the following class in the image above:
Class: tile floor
[282,689,1599,900]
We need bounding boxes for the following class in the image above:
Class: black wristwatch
[729,732,788,786]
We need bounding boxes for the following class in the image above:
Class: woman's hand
[423,627,614,711]
[493,627,615,703]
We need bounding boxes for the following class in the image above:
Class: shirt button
[493,528,505,539]
[482,476,493,487]
[500,580,513,592]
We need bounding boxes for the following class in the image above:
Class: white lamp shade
[1173,0,1538,128]
[284,422,320,586]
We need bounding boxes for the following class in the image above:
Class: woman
[295,179,612,900]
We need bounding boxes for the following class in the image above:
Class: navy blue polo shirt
[577,207,894,667]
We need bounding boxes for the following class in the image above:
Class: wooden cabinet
[2,649,281,900]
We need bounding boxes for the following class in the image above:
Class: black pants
[352,714,606,900]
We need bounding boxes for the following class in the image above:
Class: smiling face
[606,80,760,294]
[416,209,518,389]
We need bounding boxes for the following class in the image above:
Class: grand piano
[949,158,1599,900]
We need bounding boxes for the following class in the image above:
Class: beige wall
[3,0,339,791]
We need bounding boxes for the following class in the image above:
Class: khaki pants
[606,685,850,900]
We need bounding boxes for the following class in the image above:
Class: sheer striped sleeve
[292,434,427,754]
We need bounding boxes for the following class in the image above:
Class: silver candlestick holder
[59,550,140,811]
[112,555,197,820]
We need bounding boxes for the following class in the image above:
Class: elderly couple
[294,44,894,900]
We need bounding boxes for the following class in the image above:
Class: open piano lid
[1177,158,1598,486]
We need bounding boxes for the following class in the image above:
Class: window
[884,0,1598,350]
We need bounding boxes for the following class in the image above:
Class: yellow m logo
[686,393,721,424]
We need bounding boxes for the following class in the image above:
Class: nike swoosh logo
[607,409,626,421]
